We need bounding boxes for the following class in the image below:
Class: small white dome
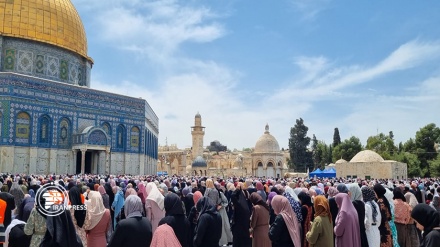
[335,159,347,164]
[350,150,384,163]
[254,124,280,153]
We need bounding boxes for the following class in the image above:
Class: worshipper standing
[104,182,115,227]
[249,193,271,247]
[98,185,110,209]
[327,186,339,240]
[430,187,440,213]
[334,193,361,247]
[111,186,124,230]
[362,186,381,247]
[4,218,31,247]
[284,187,304,226]
[24,197,47,247]
[84,191,111,247]
[137,182,147,212]
[108,195,153,247]
[193,197,222,247]
[231,182,252,247]
[392,189,418,247]
[306,195,334,247]
[267,191,278,225]
[411,204,440,247]
[145,182,165,233]
[298,192,314,247]
[150,224,182,247]
[39,205,83,247]
[69,186,89,247]
[188,191,203,247]
[215,182,233,246]
[256,181,267,202]
[225,182,235,222]
[182,186,194,217]
[384,188,399,247]
[9,182,24,216]
[269,195,302,247]
[348,183,369,247]
[373,184,393,247]
[17,195,34,222]
[158,193,191,247]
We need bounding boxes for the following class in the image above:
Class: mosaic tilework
[3,49,15,70]
[88,129,108,146]
[17,50,33,74]
[0,73,158,154]
[2,38,89,85]
[78,118,95,132]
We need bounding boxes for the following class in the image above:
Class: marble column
[72,150,78,174]
[105,147,110,175]
[80,147,87,174]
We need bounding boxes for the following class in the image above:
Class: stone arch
[58,117,71,148]
[116,124,126,150]
[15,111,31,145]
[38,114,52,145]
[130,126,140,152]
[101,122,111,136]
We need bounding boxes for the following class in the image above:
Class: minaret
[191,112,205,159]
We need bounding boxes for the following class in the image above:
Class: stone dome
[195,112,201,118]
[335,159,347,164]
[350,150,384,163]
[254,124,280,153]
[0,0,91,62]
[192,156,207,167]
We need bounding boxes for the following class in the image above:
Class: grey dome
[192,156,207,167]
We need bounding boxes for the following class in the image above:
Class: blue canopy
[309,168,323,176]
[321,168,336,178]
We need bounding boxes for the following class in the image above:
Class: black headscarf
[249,192,269,211]
[411,204,440,237]
[196,197,217,217]
[393,189,406,202]
[18,197,35,222]
[164,193,184,216]
[362,186,378,223]
[40,206,83,247]
[298,192,313,207]
[374,184,391,213]
[36,196,47,219]
[68,186,86,228]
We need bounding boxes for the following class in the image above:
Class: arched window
[38,115,51,145]
[116,124,125,149]
[102,122,111,136]
[130,126,140,152]
[15,112,31,144]
[58,118,71,147]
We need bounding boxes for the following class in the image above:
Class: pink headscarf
[138,183,147,199]
[256,182,264,191]
[98,185,106,195]
[150,224,182,247]
[125,188,137,199]
[271,195,301,247]
[193,191,203,205]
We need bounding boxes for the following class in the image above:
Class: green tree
[394,152,422,177]
[315,141,331,169]
[429,156,440,177]
[415,123,440,177]
[332,136,363,161]
[311,134,320,169]
[365,133,396,160]
[403,138,416,153]
[289,118,312,172]
[333,128,341,147]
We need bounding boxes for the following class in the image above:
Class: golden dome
[0,0,92,62]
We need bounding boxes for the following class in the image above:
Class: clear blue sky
[72,0,440,150]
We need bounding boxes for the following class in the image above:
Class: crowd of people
[0,173,440,247]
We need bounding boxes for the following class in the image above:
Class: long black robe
[231,189,252,247]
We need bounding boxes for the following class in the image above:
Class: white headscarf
[85,191,106,230]
[4,219,26,247]
[285,187,300,202]
[348,183,363,201]
[146,182,165,210]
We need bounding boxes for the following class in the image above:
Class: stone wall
[336,161,407,179]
